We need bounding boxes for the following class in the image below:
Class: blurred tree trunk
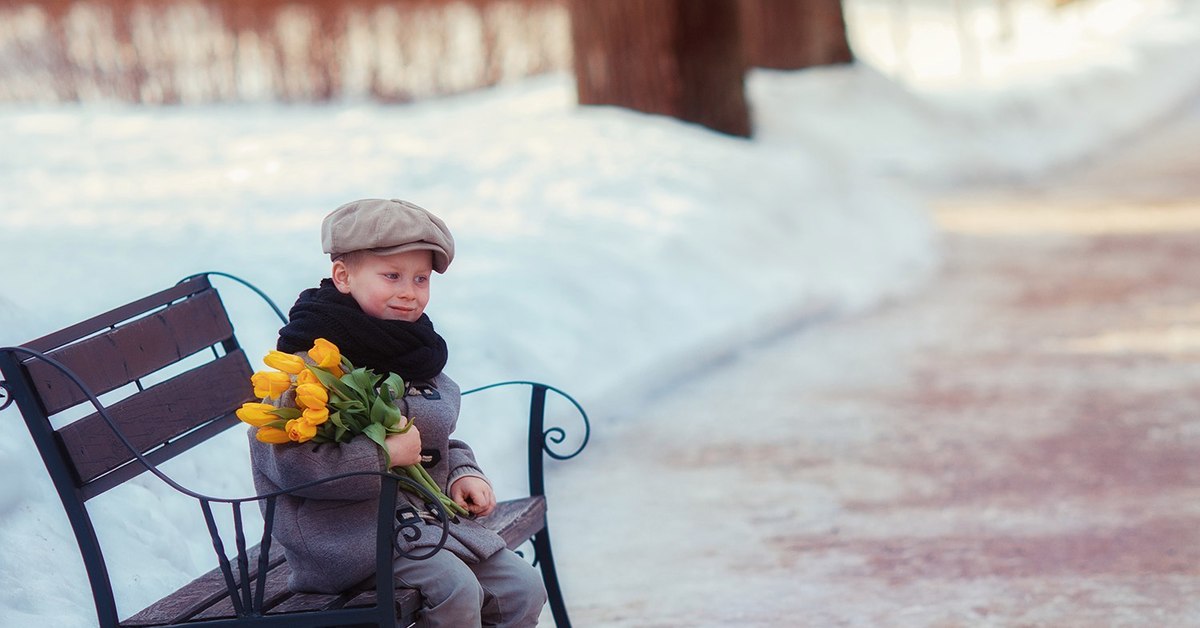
[568,0,751,137]
[740,0,853,70]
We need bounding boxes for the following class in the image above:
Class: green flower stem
[403,465,468,517]
[412,464,464,515]
[417,468,446,499]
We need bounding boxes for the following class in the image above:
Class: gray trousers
[393,548,547,627]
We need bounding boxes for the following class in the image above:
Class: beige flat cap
[321,198,455,273]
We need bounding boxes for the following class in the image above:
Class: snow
[0,0,1197,625]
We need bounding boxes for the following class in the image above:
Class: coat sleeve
[446,438,490,487]
[250,432,385,501]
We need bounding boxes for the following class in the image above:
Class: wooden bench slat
[335,589,423,625]
[480,495,547,549]
[267,586,421,619]
[265,589,350,616]
[22,277,211,354]
[191,564,295,621]
[80,412,241,500]
[28,288,236,416]
[59,350,254,486]
[122,546,285,627]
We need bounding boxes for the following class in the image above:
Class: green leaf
[308,366,359,401]
[380,373,406,403]
[369,398,388,426]
[343,406,369,431]
[269,407,301,420]
[266,419,288,430]
[348,368,380,397]
[342,378,371,400]
[330,399,366,415]
[362,422,388,451]
[381,403,404,430]
[384,410,401,430]
[327,399,368,430]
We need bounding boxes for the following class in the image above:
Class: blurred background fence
[848,0,1151,88]
[0,0,1139,104]
[0,0,569,103]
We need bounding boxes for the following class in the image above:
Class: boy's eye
[415,275,429,284]
[383,273,399,280]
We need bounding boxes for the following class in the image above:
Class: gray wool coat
[248,372,508,593]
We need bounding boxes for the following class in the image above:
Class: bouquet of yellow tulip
[237,338,467,517]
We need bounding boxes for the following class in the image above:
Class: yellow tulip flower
[302,406,329,425]
[308,338,342,369]
[295,383,328,409]
[296,368,320,387]
[236,402,277,428]
[255,426,291,444]
[286,419,317,443]
[263,350,305,375]
[251,370,292,399]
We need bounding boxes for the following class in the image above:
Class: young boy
[248,198,547,627]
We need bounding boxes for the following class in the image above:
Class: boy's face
[331,249,434,322]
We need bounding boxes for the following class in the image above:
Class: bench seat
[123,496,546,626]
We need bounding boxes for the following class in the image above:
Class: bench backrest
[0,274,256,626]
[2,275,255,499]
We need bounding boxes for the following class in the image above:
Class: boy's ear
[330,259,353,294]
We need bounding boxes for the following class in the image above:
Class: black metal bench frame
[0,272,588,627]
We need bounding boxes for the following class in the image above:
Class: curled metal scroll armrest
[382,472,450,561]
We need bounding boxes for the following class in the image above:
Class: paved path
[554,101,1200,626]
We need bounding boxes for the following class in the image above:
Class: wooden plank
[480,496,547,549]
[263,589,348,616]
[23,277,211,353]
[129,555,420,625]
[28,289,236,415]
[191,563,294,621]
[336,589,423,624]
[264,585,421,618]
[80,412,241,500]
[58,351,254,484]
[122,546,285,627]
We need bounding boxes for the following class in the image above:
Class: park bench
[0,272,588,627]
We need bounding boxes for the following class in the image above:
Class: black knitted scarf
[276,279,448,381]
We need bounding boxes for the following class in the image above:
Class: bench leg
[532,527,570,628]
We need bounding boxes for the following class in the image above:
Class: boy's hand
[384,425,422,468]
[449,476,496,517]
